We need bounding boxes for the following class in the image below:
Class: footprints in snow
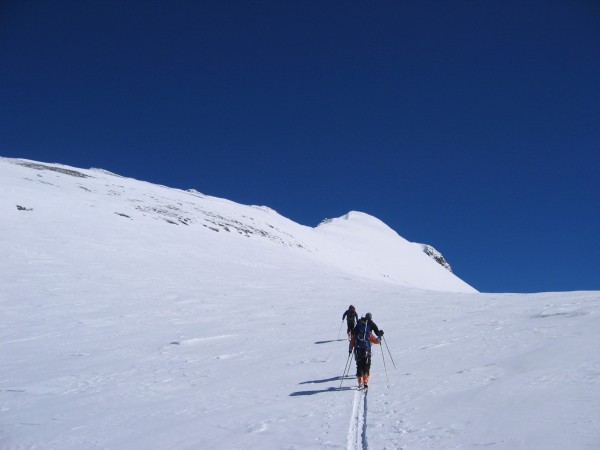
[530,309,589,319]
[167,335,244,361]
[169,334,233,346]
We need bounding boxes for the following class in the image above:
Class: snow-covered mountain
[1,157,599,450]
[1,157,475,294]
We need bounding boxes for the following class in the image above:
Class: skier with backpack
[349,312,384,389]
[342,305,358,340]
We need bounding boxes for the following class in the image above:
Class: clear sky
[1,1,598,293]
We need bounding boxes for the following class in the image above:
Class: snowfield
[1,157,599,449]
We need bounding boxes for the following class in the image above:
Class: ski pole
[379,341,390,384]
[339,351,353,389]
[337,320,343,340]
[382,336,397,369]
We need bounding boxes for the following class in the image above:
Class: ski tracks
[347,389,368,450]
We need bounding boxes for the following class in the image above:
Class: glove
[377,330,384,337]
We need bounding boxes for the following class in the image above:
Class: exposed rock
[421,244,453,272]
[15,161,91,178]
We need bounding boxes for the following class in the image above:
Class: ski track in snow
[347,389,368,450]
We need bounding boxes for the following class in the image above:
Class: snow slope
[0,158,475,294]
[1,157,599,449]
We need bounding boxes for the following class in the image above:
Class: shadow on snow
[290,386,354,396]
[290,375,356,396]
[299,376,350,385]
[314,339,347,344]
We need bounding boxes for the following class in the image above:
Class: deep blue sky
[1,1,598,293]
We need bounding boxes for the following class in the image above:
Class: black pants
[354,348,371,377]
[346,319,356,334]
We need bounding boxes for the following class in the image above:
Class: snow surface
[1,157,599,449]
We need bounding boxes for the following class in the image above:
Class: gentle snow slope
[1,157,599,449]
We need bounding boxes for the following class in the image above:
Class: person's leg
[363,351,371,386]
[355,350,366,386]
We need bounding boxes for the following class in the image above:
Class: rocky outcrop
[420,244,453,272]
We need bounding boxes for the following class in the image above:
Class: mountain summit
[2,157,475,293]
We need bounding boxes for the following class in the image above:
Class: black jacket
[342,309,358,322]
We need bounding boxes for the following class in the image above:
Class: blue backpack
[354,320,371,350]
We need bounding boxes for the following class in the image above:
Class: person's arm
[369,320,382,337]
[342,310,348,320]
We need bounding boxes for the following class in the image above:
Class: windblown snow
[1,157,599,449]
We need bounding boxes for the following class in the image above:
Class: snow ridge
[1,156,476,293]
